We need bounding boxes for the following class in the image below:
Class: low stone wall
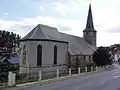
[19,65,68,77]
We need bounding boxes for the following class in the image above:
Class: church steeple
[83,4,97,47]
[84,4,96,31]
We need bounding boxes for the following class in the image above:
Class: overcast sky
[0,0,120,46]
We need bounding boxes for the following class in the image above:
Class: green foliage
[0,30,21,60]
[0,60,9,82]
[86,61,96,67]
[109,44,120,55]
[0,60,19,82]
[0,82,7,86]
[16,77,38,84]
[93,47,112,66]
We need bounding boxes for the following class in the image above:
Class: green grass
[16,77,38,84]
[0,82,7,86]
[42,75,56,80]
[59,73,69,77]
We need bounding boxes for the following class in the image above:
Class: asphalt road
[22,65,120,90]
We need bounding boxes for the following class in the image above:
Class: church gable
[21,24,66,42]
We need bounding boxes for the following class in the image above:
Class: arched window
[23,45,26,65]
[37,44,42,66]
[54,45,57,65]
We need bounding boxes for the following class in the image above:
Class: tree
[0,30,21,61]
[0,30,21,82]
[93,47,112,66]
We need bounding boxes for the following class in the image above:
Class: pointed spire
[84,3,96,32]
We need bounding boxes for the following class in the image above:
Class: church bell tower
[83,4,97,47]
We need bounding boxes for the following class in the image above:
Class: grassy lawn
[16,75,57,84]
[0,82,7,86]
[42,75,56,80]
[16,77,38,84]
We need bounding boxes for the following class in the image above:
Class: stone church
[19,4,97,74]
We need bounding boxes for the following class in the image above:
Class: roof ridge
[60,32,82,38]
[29,25,38,39]
[38,24,57,30]
[39,24,50,40]
[29,24,50,39]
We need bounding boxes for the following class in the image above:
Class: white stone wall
[19,40,68,74]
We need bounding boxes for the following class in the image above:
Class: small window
[54,45,57,65]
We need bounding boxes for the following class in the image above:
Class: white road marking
[112,71,120,76]
[113,75,120,79]
[114,72,119,74]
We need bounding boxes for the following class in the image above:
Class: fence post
[91,66,93,72]
[103,66,105,70]
[8,71,12,86]
[57,69,59,79]
[102,66,104,70]
[85,67,87,73]
[96,66,98,72]
[12,73,16,86]
[100,66,102,70]
[39,70,42,81]
[106,65,108,69]
[78,67,80,75]
[98,66,100,71]
[99,66,101,71]
[104,65,106,69]
[69,68,71,76]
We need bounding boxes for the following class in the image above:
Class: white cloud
[0,12,8,17]
[53,2,68,16]
[2,13,8,16]
[53,2,68,11]
[40,6,44,12]
[76,0,90,4]
[0,0,120,47]
[0,15,85,37]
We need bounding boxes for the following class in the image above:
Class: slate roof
[60,33,96,55]
[83,4,96,32]
[21,24,96,55]
[21,24,64,42]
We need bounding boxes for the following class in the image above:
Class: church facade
[19,4,97,74]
